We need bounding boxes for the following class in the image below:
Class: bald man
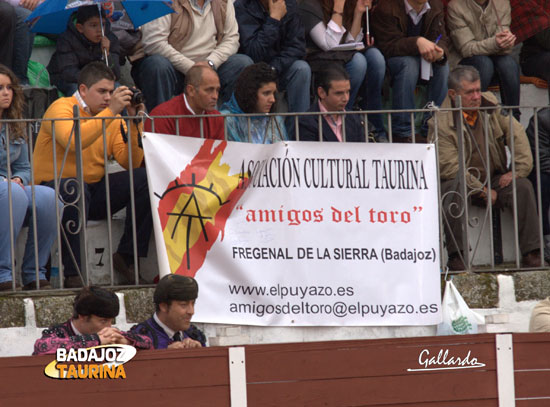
[145,65,224,139]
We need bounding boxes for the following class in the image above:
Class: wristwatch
[207,60,216,70]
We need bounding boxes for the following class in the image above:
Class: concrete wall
[1,270,547,357]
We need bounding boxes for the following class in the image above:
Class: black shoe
[391,135,412,143]
[113,252,146,284]
[0,281,21,291]
[23,280,52,290]
[522,250,548,268]
[65,276,83,288]
[447,253,466,271]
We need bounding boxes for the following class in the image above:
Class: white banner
[143,133,442,326]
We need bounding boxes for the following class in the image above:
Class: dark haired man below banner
[33,286,152,355]
[298,65,364,142]
[131,274,206,349]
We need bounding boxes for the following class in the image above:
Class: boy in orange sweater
[34,61,150,287]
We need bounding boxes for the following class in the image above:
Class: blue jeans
[357,47,386,138]
[345,52,366,110]
[13,7,34,85]
[387,56,449,138]
[0,183,59,284]
[132,53,253,112]
[460,55,520,120]
[279,60,311,113]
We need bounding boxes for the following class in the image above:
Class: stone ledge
[513,270,550,302]
[34,295,74,328]
[0,298,25,328]
[122,288,155,323]
[448,273,499,308]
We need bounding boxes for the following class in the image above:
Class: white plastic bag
[437,279,485,335]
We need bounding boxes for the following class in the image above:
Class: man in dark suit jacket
[298,65,365,142]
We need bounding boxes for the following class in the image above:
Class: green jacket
[428,92,533,190]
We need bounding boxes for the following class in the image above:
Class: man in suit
[298,65,364,142]
[130,274,206,349]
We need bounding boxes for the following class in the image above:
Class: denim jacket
[220,94,288,144]
[0,124,31,185]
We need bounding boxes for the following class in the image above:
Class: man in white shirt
[131,0,253,111]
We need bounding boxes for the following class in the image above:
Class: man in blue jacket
[234,0,311,114]
[298,65,365,142]
[130,274,206,349]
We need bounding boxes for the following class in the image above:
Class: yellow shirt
[33,96,143,184]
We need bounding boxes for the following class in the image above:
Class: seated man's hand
[498,171,515,188]
[114,335,131,345]
[167,338,202,349]
[496,30,516,49]
[416,37,440,62]
[97,327,127,345]
[109,86,132,115]
[481,187,498,206]
[433,44,444,61]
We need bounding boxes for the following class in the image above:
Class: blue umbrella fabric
[26,0,174,34]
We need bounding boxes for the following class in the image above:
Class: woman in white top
[299,0,386,141]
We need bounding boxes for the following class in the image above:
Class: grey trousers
[441,175,541,256]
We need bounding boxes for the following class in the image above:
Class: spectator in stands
[33,62,152,288]
[520,28,550,102]
[298,65,364,142]
[529,297,550,332]
[234,0,311,114]
[0,2,15,69]
[526,108,550,261]
[299,0,386,141]
[33,286,152,355]
[372,0,449,143]
[428,65,544,271]
[130,274,206,349]
[447,0,520,121]
[220,63,287,143]
[2,0,36,85]
[145,65,224,139]
[131,0,253,112]
[0,64,59,291]
[48,6,121,96]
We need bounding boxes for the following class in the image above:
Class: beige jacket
[427,92,533,191]
[446,0,512,68]
[139,0,239,73]
[529,297,550,332]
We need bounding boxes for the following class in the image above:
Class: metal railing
[2,102,548,293]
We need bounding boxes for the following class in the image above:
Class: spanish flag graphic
[156,140,248,276]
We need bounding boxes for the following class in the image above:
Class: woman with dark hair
[299,0,386,141]
[0,64,59,291]
[220,62,288,143]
